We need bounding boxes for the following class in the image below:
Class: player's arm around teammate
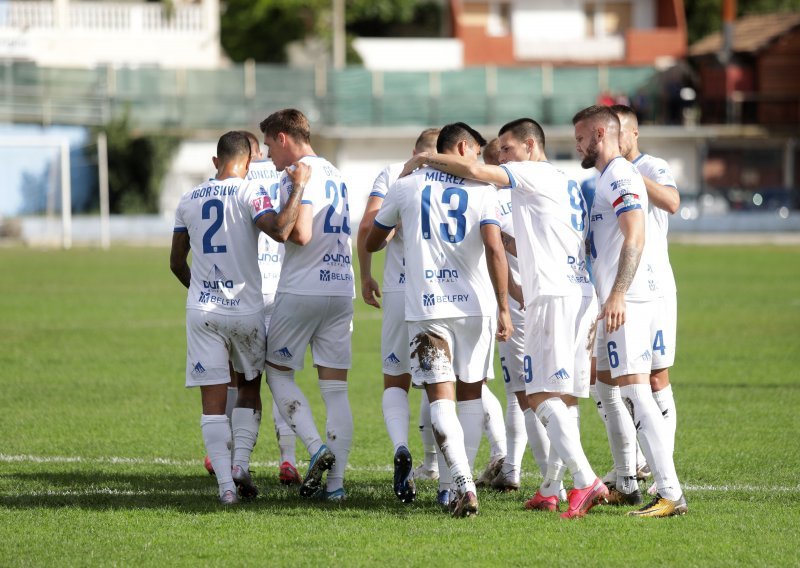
[254,162,311,243]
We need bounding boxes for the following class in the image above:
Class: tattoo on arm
[611,242,642,294]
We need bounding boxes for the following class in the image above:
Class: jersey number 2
[202,199,227,254]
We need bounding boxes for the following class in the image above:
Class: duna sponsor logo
[424,268,458,281]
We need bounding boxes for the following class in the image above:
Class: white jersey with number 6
[276,156,355,298]
[374,166,500,321]
[589,156,658,303]
[174,176,273,315]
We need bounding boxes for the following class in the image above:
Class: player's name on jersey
[190,184,238,199]
[247,168,280,181]
[423,170,466,185]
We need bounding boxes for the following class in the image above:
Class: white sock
[266,367,323,457]
[501,393,526,477]
[419,390,438,470]
[621,384,682,501]
[201,414,235,496]
[481,384,506,459]
[382,386,410,453]
[231,408,261,471]
[225,387,238,421]
[272,399,296,465]
[523,407,550,477]
[539,443,566,498]
[653,384,677,456]
[596,381,636,486]
[430,399,475,494]
[456,398,484,470]
[590,384,606,425]
[319,380,353,493]
[436,447,453,492]
[535,398,595,489]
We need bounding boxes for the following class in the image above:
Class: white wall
[352,38,464,71]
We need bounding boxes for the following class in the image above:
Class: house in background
[689,11,800,127]
[449,0,687,66]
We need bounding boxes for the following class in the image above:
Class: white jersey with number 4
[276,155,355,297]
[375,166,500,321]
[174,176,273,315]
[501,161,593,301]
[589,156,658,303]
[369,162,406,292]
[247,160,283,296]
[633,153,677,294]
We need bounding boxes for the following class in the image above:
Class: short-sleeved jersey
[496,187,524,314]
[375,166,500,321]
[500,161,593,302]
[276,156,355,297]
[248,160,284,296]
[174,176,272,314]
[633,153,677,293]
[369,162,405,292]
[589,156,659,302]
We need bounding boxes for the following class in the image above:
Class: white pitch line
[1,454,798,493]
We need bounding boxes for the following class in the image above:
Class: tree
[220,0,435,64]
[85,114,181,214]
[687,0,800,44]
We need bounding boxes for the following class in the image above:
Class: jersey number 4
[421,185,468,244]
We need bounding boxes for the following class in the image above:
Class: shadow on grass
[0,470,451,516]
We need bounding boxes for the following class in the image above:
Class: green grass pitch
[0,244,799,566]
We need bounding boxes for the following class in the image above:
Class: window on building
[585,1,632,37]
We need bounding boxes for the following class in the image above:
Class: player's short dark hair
[414,128,440,153]
[237,130,261,157]
[498,118,546,151]
[217,131,250,162]
[259,109,311,143]
[572,105,621,130]
[436,122,487,154]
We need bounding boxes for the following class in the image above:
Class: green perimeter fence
[0,62,659,131]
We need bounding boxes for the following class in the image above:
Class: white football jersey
[277,155,355,297]
[500,161,593,301]
[369,162,406,292]
[589,157,659,302]
[633,153,677,293]
[375,166,499,321]
[248,160,284,296]
[495,187,524,315]
[174,176,273,315]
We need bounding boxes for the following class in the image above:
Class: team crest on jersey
[422,293,436,307]
[320,269,331,281]
[192,362,207,375]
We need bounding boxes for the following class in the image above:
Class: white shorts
[185,309,265,388]
[266,293,353,370]
[498,311,526,394]
[382,291,411,375]
[596,299,657,378]
[523,295,596,398]
[408,316,495,387]
[263,293,276,332]
[651,292,677,370]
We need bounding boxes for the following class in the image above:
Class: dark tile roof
[689,11,800,56]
